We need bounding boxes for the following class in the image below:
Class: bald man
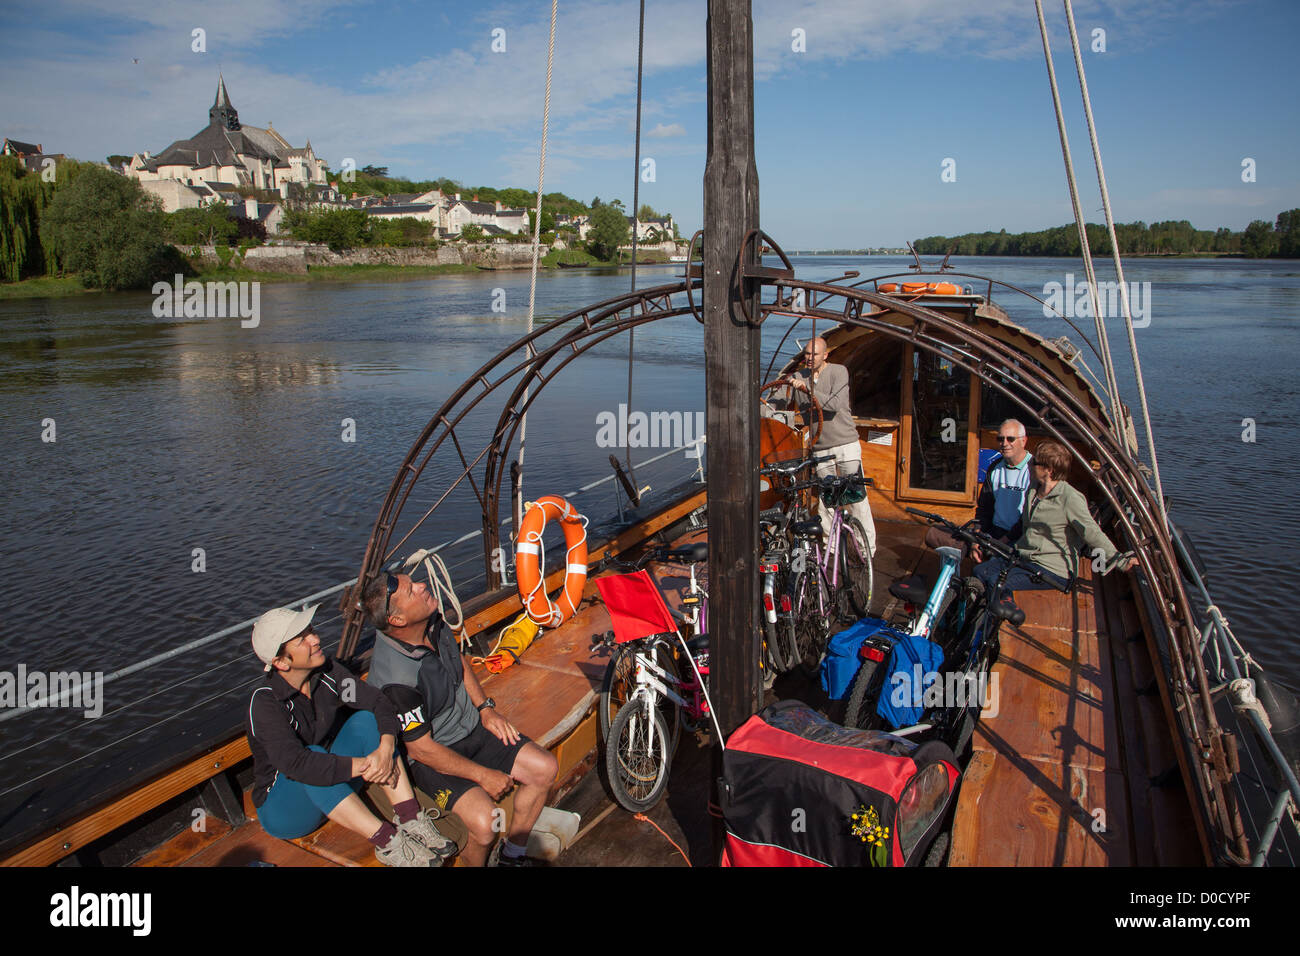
[792,337,876,556]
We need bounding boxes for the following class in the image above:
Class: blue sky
[2,0,1296,247]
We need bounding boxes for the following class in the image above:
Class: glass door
[898,343,980,504]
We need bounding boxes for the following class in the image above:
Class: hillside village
[5,78,677,246]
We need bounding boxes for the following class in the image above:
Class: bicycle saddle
[686,634,709,654]
[888,574,930,606]
[991,595,1026,626]
[792,519,823,538]
[661,541,709,563]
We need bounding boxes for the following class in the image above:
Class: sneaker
[397,809,457,860]
[494,851,539,867]
[375,828,440,867]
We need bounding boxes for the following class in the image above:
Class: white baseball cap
[251,605,320,672]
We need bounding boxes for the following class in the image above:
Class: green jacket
[1016,479,1120,580]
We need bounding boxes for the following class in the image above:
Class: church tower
[208,75,240,131]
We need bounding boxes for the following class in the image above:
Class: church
[129,77,327,190]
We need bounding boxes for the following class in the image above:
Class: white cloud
[647,123,686,138]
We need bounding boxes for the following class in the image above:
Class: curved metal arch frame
[338,280,703,651]
[339,273,1245,863]
[770,277,1245,862]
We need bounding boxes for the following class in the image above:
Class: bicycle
[843,507,1067,756]
[771,461,875,676]
[595,543,722,813]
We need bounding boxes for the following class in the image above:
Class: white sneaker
[375,828,440,867]
[398,809,457,860]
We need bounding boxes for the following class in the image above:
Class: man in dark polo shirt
[364,572,558,866]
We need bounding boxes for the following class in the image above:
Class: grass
[0,276,99,300]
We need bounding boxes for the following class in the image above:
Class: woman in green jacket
[974,439,1135,593]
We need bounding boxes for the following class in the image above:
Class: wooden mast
[703,0,761,750]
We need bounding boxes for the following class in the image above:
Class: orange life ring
[890,281,962,296]
[515,495,588,628]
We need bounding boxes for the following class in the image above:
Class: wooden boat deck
[25,497,1199,869]
[949,564,1200,866]
[128,525,711,868]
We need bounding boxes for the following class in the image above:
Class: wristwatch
[477,697,496,712]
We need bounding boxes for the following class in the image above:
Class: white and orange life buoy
[515,495,589,628]
[879,282,963,296]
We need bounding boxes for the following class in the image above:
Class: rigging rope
[625,0,647,485]
[515,0,560,539]
[1061,0,1168,525]
[1033,0,1124,434]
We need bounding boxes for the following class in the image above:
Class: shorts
[405,722,531,813]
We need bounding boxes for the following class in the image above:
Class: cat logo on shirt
[399,705,425,734]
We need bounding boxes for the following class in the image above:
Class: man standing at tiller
[364,572,557,866]
[793,336,876,556]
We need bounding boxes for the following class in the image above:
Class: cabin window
[850,336,903,421]
[899,343,981,504]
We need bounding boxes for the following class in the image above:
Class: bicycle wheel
[599,638,682,757]
[952,624,1003,756]
[842,656,882,730]
[605,698,672,813]
[792,567,831,677]
[598,640,637,744]
[765,568,799,674]
[836,516,874,624]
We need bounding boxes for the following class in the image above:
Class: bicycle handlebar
[759,453,835,477]
[904,506,1069,592]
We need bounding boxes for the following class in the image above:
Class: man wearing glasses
[363,572,558,867]
[970,419,1034,563]
[792,336,877,556]
[245,605,457,865]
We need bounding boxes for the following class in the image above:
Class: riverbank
[0,246,681,300]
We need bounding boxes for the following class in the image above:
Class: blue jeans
[258,710,380,840]
[973,556,1070,595]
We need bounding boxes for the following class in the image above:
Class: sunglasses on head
[382,572,399,622]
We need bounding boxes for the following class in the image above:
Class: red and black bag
[720,701,960,867]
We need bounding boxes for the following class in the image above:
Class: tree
[1241,219,1277,258]
[1274,209,1300,258]
[638,203,664,222]
[105,155,131,169]
[460,223,485,242]
[39,165,179,289]
[289,207,370,251]
[587,202,629,261]
[164,205,238,246]
[526,208,556,235]
[361,165,389,177]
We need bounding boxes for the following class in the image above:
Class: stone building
[129,77,327,191]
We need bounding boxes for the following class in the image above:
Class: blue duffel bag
[821,617,904,700]
[875,634,945,729]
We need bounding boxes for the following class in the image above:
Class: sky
[1,0,1297,247]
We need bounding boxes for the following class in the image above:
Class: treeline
[0,155,81,282]
[334,166,589,219]
[914,210,1300,258]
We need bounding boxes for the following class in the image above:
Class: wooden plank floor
[950,567,1135,865]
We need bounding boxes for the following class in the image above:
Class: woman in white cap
[246,604,456,866]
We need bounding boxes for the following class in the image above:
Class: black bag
[720,701,960,867]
